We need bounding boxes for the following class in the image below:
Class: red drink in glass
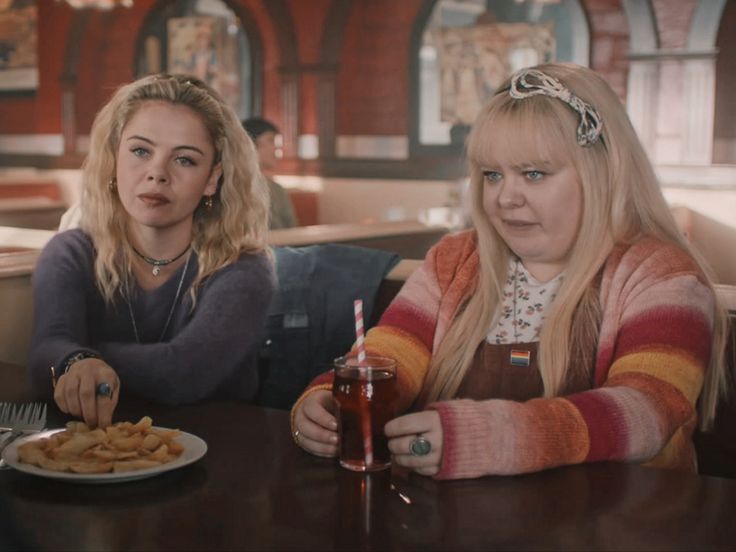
[333,356,396,472]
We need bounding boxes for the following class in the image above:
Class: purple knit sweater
[28,229,275,404]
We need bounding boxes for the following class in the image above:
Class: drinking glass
[333,355,397,472]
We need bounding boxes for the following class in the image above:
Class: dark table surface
[2,363,736,552]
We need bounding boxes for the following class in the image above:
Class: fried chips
[17,416,184,474]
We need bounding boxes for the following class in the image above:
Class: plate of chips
[1,417,207,484]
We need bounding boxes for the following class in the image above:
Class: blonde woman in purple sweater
[29,74,275,428]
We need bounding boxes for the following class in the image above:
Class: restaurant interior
[1,1,736,550]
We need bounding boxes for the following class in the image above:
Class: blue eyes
[482,170,502,182]
[176,156,196,167]
[482,169,546,182]
[129,147,197,167]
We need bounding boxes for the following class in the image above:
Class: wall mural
[434,22,555,125]
[167,15,243,114]
[0,0,38,91]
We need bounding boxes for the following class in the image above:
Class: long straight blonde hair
[419,63,728,430]
[79,74,269,305]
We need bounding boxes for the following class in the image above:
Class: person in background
[290,63,729,479]
[242,117,298,229]
[29,74,275,427]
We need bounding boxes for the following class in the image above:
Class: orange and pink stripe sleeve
[430,239,714,479]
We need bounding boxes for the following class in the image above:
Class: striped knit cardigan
[300,230,714,479]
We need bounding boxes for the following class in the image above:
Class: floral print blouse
[487,259,563,344]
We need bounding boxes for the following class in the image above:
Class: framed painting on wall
[0,0,38,91]
[167,15,243,115]
[434,22,556,125]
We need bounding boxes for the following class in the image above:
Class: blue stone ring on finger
[409,435,431,456]
[96,382,113,398]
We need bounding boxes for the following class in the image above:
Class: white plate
[1,427,207,484]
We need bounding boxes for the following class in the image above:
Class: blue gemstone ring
[96,382,113,398]
[409,435,432,457]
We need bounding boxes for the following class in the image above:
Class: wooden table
[2,364,736,551]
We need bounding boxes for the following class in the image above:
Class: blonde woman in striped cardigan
[291,63,729,479]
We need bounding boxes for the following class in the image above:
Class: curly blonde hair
[420,63,728,430]
[78,73,269,304]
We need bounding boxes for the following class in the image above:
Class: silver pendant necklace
[132,243,191,276]
[126,251,191,343]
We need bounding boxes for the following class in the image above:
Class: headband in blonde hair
[508,68,603,147]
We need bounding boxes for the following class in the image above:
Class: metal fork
[0,402,21,430]
[0,402,47,469]
[0,402,46,431]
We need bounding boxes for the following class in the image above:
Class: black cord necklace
[132,243,191,276]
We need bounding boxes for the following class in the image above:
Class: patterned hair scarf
[508,68,603,147]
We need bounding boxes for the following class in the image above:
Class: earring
[108,177,117,191]
[204,195,214,209]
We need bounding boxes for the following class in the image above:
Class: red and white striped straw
[353,299,373,466]
[354,299,367,365]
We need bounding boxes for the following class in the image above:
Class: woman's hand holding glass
[54,357,120,428]
[293,389,339,457]
[294,389,445,476]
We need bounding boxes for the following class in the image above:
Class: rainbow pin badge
[510,349,531,367]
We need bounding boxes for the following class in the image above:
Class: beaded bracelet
[62,351,100,375]
[50,351,100,388]
[50,351,101,387]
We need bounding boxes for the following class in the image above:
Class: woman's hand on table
[293,389,339,457]
[386,410,443,476]
[54,358,120,428]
